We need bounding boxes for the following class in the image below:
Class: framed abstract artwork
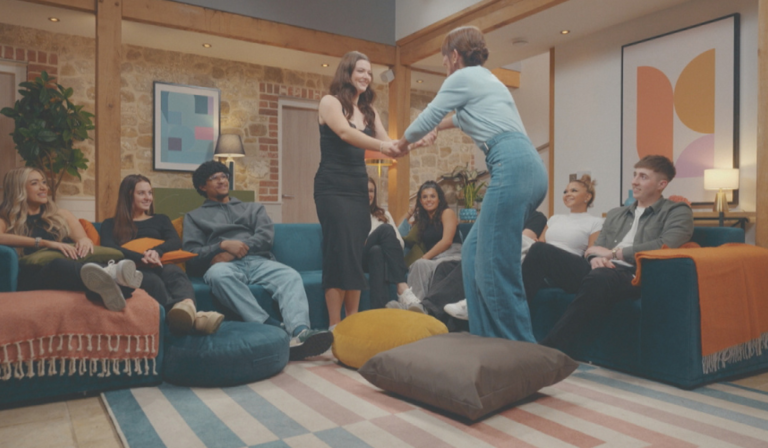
[153,82,221,172]
[621,14,739,206]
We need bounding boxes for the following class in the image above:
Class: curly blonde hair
[0,167,69,241]
[571,174,597,208]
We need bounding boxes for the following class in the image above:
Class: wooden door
[0,65,25,200]
[281,104,321,223]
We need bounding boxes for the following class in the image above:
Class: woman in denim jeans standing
[393,26,547,341]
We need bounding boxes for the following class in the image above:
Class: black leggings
[363,224,407,309]
[18,258,134,302]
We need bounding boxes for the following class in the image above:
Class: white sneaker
[385,300,405,309]
[444,299,468,320]
[397,287,420,308]
[81,263,126,311]
[103,259,143,289]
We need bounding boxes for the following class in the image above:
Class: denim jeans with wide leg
[463,132,547,341]
[204,255,310,335]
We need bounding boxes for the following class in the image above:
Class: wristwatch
[611,247,619,259]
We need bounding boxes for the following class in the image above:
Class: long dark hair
[369,177,387,223]
[414,181,448,240]
[112,174,153,245]
[330,51,376,129]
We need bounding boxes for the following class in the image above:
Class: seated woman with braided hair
[0,167,139,310]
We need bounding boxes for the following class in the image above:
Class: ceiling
[0,0,696,92]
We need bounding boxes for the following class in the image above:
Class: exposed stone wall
[408,89,477,205]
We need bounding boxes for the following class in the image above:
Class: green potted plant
[441,164,487,221]
[1,71,93,200]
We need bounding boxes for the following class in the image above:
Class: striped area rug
[103,353,768,448]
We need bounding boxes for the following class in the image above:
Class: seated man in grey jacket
[525,155,693,354]
[183,161,333,360]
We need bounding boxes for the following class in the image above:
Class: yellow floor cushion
[332,308,448,369]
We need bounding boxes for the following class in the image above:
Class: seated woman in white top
[362,177,412,309]
[522,175,603,302]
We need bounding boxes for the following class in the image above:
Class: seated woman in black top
[388,181,461,311]
[0,167,138,310]
[99,174,223,334]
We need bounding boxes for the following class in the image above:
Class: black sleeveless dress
[314,123,371,290]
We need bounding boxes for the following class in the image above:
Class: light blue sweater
[404,66,527,147]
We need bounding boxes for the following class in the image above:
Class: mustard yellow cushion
[332,309,448,369]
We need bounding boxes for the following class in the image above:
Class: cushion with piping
[79,219,101,245]
[359,332,578,421]
[332,308,448,369]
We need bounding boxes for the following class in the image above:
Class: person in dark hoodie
[183,161,333,360]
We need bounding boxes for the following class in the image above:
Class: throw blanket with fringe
[632,243,768,374]
[0,288,160,381]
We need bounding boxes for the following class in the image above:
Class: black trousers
[19,258,134,302]
[420,260,468,332]
[522,242,640,353]
[363,224,407,309]
[140,264,196,309]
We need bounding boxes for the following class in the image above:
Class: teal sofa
[528,226,768,389]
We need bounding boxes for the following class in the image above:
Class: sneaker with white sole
[397,287,420,308]
[80,263,126,311]
[289,329,334,361]
[444,299,468,320]
[408,303,427,314]
[385,300,405,309]
[103,259,143,289]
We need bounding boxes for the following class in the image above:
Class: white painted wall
[514,52,551,150]
[553,0,758,240]
[396,0,482,40]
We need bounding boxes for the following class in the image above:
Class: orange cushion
[79,219,100,245]
[121,237,197,264]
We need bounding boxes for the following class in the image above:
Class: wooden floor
[1,370,767,448]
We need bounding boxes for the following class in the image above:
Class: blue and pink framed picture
[153,81,220,172]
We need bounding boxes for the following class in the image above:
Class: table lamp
[214,134,245,190]
[703,168,739,213]
[364,149,394,177]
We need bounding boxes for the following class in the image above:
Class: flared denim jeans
[463,132,547,341]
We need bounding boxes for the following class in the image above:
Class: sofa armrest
[0,245,19,292]
[638,257,703,386]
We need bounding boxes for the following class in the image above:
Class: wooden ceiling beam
[398,0,570,66]
[121,0,396,65]
[18,0,94,13]
[17,0,396,65]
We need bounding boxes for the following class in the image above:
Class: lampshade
[214,134,245,158]
[364,149,395,177]
[704,169,739,190]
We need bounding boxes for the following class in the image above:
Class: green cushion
[19,245,124,267]
[153,188,255,221]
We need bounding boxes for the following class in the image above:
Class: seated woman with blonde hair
[99,174,224,334]
[0,167,139,310]
[522,174,603,302]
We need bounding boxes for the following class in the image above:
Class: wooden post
[548,47,555,217]
[387,49,412,221]
[95,0,122,221]
[757,0,768,247]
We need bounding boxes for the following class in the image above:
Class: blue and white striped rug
[103,354,768,448]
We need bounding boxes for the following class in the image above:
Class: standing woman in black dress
[315,51,398,329]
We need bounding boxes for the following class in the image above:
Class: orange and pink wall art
[621,14,739,205]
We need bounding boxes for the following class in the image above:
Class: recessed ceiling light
[202,43,212,48]
[48,17,60,22]
[560,30,570,35]
[512,38,528,46]
[321,63,329,67]
[416,79,424,83]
